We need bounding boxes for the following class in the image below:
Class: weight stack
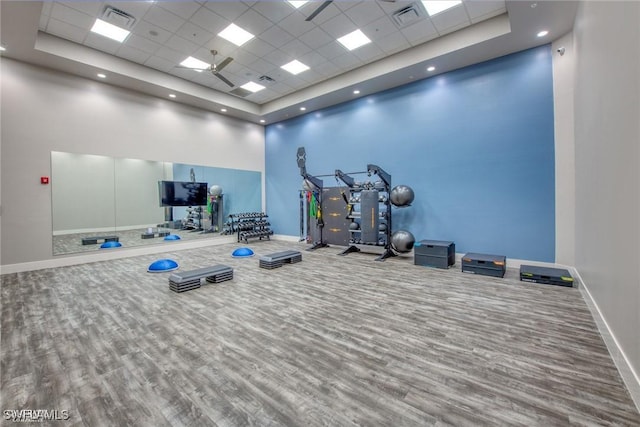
[360,190,379,244]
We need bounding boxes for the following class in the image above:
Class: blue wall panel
[266,46,556,262]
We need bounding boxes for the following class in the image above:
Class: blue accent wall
[266,46,556,262]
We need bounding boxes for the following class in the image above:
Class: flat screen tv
[159,181,208,207]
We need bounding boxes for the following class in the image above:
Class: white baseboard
[0,235,236,275]
[574,268,640,412]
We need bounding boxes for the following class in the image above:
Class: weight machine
[297,147,329,251]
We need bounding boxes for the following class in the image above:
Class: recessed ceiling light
[90,18,130,43]
[218,23,254,47]
[260,119,266,123]
[281,60,310,75]
[179,56,209,71]
[240,82,265,93]
[353,90,360,94]
[288,1,308,8]
[537,30,549,37]
[169,94,176,98]
[0,46,6,52]
[300,107,306,111]
[221,108,227,112]
[422,1,461,17]
[337,29,371,51]
[427,66,436,72]
[531,3,538,8]
[97,73,107,79]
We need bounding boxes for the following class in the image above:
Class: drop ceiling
[0,1,578,124]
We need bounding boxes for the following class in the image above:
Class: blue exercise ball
[148,259,179,273]
[100,241,122,249]
[232,247,254,257]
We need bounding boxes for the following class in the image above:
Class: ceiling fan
[304,0,395,22]
[180,49,235,87]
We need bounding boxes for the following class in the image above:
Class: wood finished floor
[1,240,639,426]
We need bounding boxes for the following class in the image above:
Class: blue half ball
[232,247,254,258]
[100,241,122,249]
[164,234,181,241]
[148,258,179,273]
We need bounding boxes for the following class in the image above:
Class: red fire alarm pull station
[41,176,49,184]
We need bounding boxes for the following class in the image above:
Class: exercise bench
[259,250,302,269]
[168,264,233,293]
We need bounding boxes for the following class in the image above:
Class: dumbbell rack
[229,212,273,243]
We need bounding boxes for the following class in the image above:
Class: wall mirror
[51,151,262,255]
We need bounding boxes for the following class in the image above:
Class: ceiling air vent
[101,6,136,30]
[259,75,275,83]
[229,87,253,98]
[391,3,424,28]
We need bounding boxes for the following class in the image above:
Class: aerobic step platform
[519,265,574,287]
[259,250,302,269]
[168,264,233,293]
[461,253,506,278]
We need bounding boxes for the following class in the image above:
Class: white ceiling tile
[331,53,363,70]
[126,33,163,55]
[316,41,345,60]
[84,33,121,55]
[202,1,249,22]
[374,31,410,54]
[343,1,386,28]
[332,1,363,13]
[401,18,438,43]
[157,1,201,20]
[249,58,278,75]
[322,12,358,39]
[264,49,296,68]
[376,0,417,14]
[165,35,200,56]
[242,38,276,58]
[59,1,102,17]
[299,51,330,68]
[300,1,340,25]
[277,12,315,38]
[144,55,177,72]
[142,6,185,33]
[45,18,87,44]
[363,15,398,40]
[280,39,312,58]
[312,60,340,77]
[352,43,385,62]
[269,81,294,94]
[298,27,333,50]
[176,22,215,47]
[430,5,470,34]
[464,0,506,21]
[296,69,322,83]
[260,25,295,48]
[50,3,94,29]
[251,1,295,23]
[189,7,230,35]
[116,45,151,64]
[132,20,173,45]
[235,8,273,36]
[154,45,189,64]
[233,49,260,67]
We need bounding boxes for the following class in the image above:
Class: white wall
[552,32,576,267]
[0,58,265,266]
[573,0,640,405]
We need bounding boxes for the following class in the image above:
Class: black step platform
[259,250,302,269]
[462,253,506,278]
[414,240,455,269]
[141,231,171,239]
[81,235,119,245]
[520,265,574,287]
[168,264,234,293]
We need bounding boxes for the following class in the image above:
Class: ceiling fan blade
[175,65,209,71]
[216,57,233,72]
[305,0,332,22]
[214,72,235,88]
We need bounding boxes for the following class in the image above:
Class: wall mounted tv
[158,181,208,207]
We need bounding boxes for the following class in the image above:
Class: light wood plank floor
[2,240,639,426]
